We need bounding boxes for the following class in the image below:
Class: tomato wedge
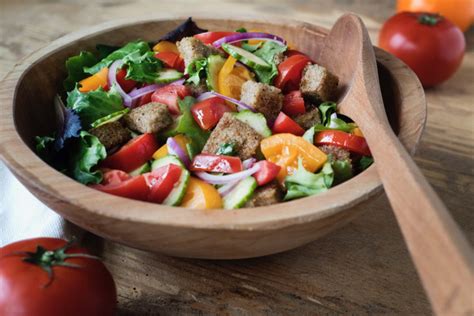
[90,174,149,201]
[155,52,185,72]
[102,169,131,185]
[315,130,371,156]
[101,133,159,172]
[272,112,305,136]
[282,91,305,116]
[144,164,182,203]
[151,84,191,114]
[190,154,243,174]
[116,68,137,93]
[191,97,233,130]
[274,55,311,92]
[194,32,239,45]
[253,161,281,186]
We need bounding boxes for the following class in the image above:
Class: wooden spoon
[319,13,474,315]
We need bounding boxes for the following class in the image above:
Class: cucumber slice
[206,55,226,91]
[223,176,257,209]
[90,108,130,128]
[155,69,184,84]
[221,44,271,71]
[235,110,272,137]
[129,162,150,176]
[151,155,185,170]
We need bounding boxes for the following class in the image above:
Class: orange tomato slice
[181,177,223,209]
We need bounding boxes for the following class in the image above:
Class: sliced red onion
[242,158,256,169]
[212,32,287,48]
[166,137,191,168]
[128,84,160,98]
[217,181,239,196]
[209,91,255,112]
[195,163,260,185]
[196,91,215,102]
[170,78,186,86]
[108,60,133,107]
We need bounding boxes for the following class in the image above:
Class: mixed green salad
[36,18,373,209]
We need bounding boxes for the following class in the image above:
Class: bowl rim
[0,15,426,231]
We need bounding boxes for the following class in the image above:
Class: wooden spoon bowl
[0,16,426,259]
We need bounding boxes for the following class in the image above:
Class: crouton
[123,102,172,134]
[176,37,223,68]
[89,121,131,150]
[319,145,351,163]
[245,181,284,207]
[202,113,262,160]
[293,107,321,130]
[240,81,283,123]
[273,52,285,66]
[300,64,339,102]
[186,81,208,97]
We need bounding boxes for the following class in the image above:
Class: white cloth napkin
[0,161,82,246]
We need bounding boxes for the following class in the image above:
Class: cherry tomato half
[90,174,150,201]
[151,84,191,114]
[315,130,371,156]
[274,55,311,92]
[253,161,281,186]
[379,12,465,87]
[190,154,243,174]
[144,164,183,203]
[191,97,233,130]
[272,112,305,136]
[154,52,185,72]
[282,90,306,116]
[194,32,239,45]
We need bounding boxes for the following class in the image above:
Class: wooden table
[1,0,472,314]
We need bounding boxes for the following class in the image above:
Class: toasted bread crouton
[240,81,283,123]
[300,64,339,102]
[123,102,172,134]
[273,52,285,66]
[319,145,351,164]
[89,121,131,150]
[202,113,262,160]
[245,181,284,207]
[186,81,208,97]
[176,37,223,67]
[293,107,321,130]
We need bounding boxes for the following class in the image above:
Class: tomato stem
[418,13,442,26]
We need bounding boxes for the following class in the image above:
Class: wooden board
[1,0,473,314]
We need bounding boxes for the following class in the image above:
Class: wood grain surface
[1,0,473,315]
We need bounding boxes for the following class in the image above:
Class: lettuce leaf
[359,156,374,171]
[67,85,124,129]
[318,102,337,125]
[96,44,120,59]
[63,51,98,91]
[159,17,207,42]
[284,158,334,201]
[68,131,106,184]
[185,58,207,85]
[122,51,164,83]
[83,40,150,75]
[252,42,287,84]
[331,157,353,185]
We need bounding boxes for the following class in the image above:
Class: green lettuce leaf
[359,156,374,171]
[185,58,208,85]
[68,131,106,184]
[67,85,124,129]
[84,40,150,75]
[63,51,98,91]
[252,41,287,84]
[96,44,120,60]
[284,158,334,201]
[318,102,337,125]
[122,51,164,83]
[331,156,353,185]
[163,96,210,152]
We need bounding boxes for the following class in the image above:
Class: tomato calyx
[418,13,442,26]
[10,240,99,287]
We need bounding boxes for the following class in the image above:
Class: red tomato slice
[144,164,183,203]
[194,32,239,45]
[274,55,311,92]
[101,133,159,172]
[90,174,149,201]
[191,97,233,130]
[315,130,371,156]
[272,112,305,136]
[116,68,137,93]
[154,52,185,72]
[282,91,305,116]
[151,85,191,114]
[253,161,281,186]
[102,169,131,185]
[190,154,243,174]
[137,91,152,106]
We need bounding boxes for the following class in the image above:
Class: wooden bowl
[0,16,426,259]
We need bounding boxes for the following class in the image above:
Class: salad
[36,18,373,210]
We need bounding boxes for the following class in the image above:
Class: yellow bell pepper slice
[152,41,179,54]
[152,134,190,160]
[181,177,223,209]
[352,127,364,137]
[78,67,108,92]
[218,56,253,101]
[261,133,327,182]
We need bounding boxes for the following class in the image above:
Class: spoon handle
[366,126,474,315]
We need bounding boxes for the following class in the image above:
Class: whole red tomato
[379,12,465,87]
[0,238,116,316]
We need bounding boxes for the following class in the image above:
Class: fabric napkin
[0,161,82,247]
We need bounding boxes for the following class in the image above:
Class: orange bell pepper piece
[261,133,327,182]
[153,41,179,54]
[152,134,191,160]
[181,177,223,209]
[352,127,364,137]
[78,67,108,92]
